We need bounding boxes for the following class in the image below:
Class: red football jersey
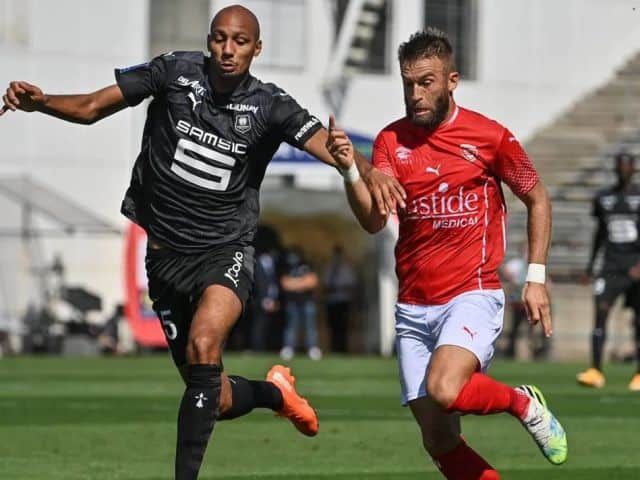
[373,104,539,305]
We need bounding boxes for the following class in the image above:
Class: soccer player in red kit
[327,28,567,479]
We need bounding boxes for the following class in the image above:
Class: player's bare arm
[518,181,553,337]
[325,116,388,232]
[303,126,406,215]
[581,221,605,284]
[281,272,319,292]
[1,81,127,124]
[629,259,640,280]
[588,222,605,274]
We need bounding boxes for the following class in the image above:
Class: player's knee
[187,335,223,364]
[427,375,461,409]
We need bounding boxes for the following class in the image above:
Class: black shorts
[146,242,255,367]
[594,271,640,310]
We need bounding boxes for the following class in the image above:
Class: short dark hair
[615,151,635,166]
[398,27,455,71]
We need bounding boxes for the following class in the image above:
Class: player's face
[616,158,635,184]
[400,56,458,129]
[208,14,262,80]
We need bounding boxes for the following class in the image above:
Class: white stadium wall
[244,0,640,141]
[462,0,640,139]
[0,0,149,321]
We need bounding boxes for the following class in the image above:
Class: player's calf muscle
[218,374,233,413]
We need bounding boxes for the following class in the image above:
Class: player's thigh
[395,303,437,406]
[427,345,480,407]
[146,251,196,370]
[190,285,242,347]
[152,291,192,371]
[408,395,461,456]
[194,243,255,313]
[436,289,504,372]
[187,244,255,362]
[594,273,628,310]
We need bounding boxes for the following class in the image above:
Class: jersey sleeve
[268,91,322,149]
[372,133,396,178]
[114,55,169,107]
[493,129,539,196]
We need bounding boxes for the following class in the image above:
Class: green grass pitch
[1,355,639,479]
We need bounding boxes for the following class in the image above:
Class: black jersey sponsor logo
[225,251,244,288]
[294,117,320,141]
[176,120,247,154]
[195,392,208,408]
[600,195,616,210]
[187,92,202,111]
[234,114,252,134]
[606,215,638,243]
[176,75,206,96]
[225,103,259,114]
[627,196,640,210]
[172,138,236,191]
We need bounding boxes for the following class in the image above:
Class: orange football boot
[576,367,605,388]
[266,365,319,436]
[628,373,640,392]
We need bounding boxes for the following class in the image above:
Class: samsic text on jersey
[115,51,322,253]
[373,105,540,305]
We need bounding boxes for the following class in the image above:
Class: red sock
[434,439,500,480]
[446,372,530,419]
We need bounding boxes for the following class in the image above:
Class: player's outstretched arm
[325,116,388,233]
[518,181,553,338]
[1,81,127,124]
[303,126,405,216]
[585,221,605,280]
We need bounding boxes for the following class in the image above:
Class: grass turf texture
[1,355,638,479]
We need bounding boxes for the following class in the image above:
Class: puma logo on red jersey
[425,164,441,176]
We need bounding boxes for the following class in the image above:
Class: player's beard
[406,89,450,130]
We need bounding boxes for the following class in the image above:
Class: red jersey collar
[441,102,459,129]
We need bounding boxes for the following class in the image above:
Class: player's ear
[206,34,212,53]
[448,69,459,93]
[254,39,262,58]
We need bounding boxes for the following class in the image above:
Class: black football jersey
[115,51,322,253]
[592,186,640,271]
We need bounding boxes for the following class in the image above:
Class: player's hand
[629,263,640,280]
[578,270,592,286]
[522,282,552,338]
[362,167,406,215]
[325,115,354,169]
[1,81,46,116]
[262,298,279,313]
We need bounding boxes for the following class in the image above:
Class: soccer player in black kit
[2,5,405,479]
[577,152,640,391]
